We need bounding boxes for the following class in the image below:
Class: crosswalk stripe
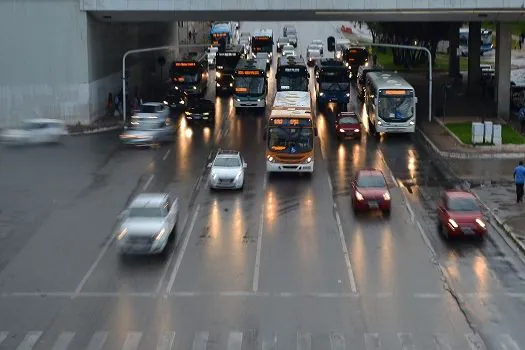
[262,334,277,350]
[157,332,176,350]
[227,332,243,350]
[52,332,75,350]
[364,333,381,350]
[500,334,520,350]
[297,332,311,350]
[433,334,452,350]
[465,333,487,350]
[398,333,417,350]
[122,332,142,350]
[0,331,8,345]
[329,333,345,350]
[192,331,209,350]
[86,331,108,350]
[16,331,43,350]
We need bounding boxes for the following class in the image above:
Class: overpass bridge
[0,0,522,126]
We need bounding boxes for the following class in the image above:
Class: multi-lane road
[1,22,525,350]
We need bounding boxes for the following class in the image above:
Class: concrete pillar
[448,22,460,77]
[467,22,481,94]
[495,22,512,119]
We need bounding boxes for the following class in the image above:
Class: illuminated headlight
[448,218,458,228]
[235,98,241,102]
[256,99,262,102]
[355,191,364,201]
[319,92,324,96]
[217,65,224,69]
[345,93,350,97]
[339,128,345,133]
[203,112,210,115]
[174,86,179,90]
[476,218,486,228]
[302,157,312,163]
[211,172,218,180]
[116,228,128,240]
[185,111,191,115]
[179,100,185,105]
[365,62,369,67]
[216,72,221,78]
[229,83,233,87]
[216,83,221,87]
[267,155,275,163]
[377,121,382,125]
[409,121,415,125]
[354,128,360,132]
[383,192,391,200]
[267,59,270,63]
[193,86,197,90]
[155,228,166,241]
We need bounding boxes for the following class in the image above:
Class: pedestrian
[514,161,525,203]
[518,106,525,134]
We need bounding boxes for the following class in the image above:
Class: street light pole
[358,42,433,122]
[121,44,209,122]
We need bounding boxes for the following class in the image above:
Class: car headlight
[116,228,128,240]
[256,99,262,102]
[476,218,486,228]
[154,228,166,241]
[319,92,324,96]
[383,192,391,200]
[216,83,221,87]
[203,112,210,115]
[211,172,218,180]
[179,100,185,104]
[235,172,242,181]
[354,128,360,132]
[448,218,458,228]
[216,72,221,78]
[339,128,345,133]
[185,111,191,115]
[345,93,350,97]
[355,191,364,201]
[174,86,179,90]
[235,98,241,102]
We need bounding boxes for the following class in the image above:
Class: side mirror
[243,162,247,168]
[207,163,212,168]
[414,97,419,104]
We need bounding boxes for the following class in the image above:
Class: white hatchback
[1,118,67,145]
[208,150,247,190]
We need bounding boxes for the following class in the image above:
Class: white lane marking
[0,331,8,345]
[297,332,311,350]
[51,332,75,350]
[330,333,346,350]
[465,333,487,350]
[227,332,243,350]
[363,333,381,350]
[143,174,154,190]
[397,333,416,350]
[86,331,108,350]
[390,173,398,187]
[416,221,437,257]
[499,334,520,350]
[122,332,142,350]
[74,235,114,295]
[157,332,176,350]
[263,174,268,190]
[433,334,452,350]
[195,176,202,192]
[320,142,327,160]
[16,331,42,350]
[405,201,415,222]
[192,331,209,350]
[163,149,171,161]
[335,211,358,293]
[166,204,201,294]
[327,175,333,192]
[413,293,443,298]
[252,203,265,292]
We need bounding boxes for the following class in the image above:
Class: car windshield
[357,174,386,188]
[448,197,479,211]
[128,207,164,218]
[268,127,313,153]
[132,120,164,130]
[339,116,359,124]
[378,96,413,122]
[234,76,265,95]
[139,105,159,113]
[214,157,241,167]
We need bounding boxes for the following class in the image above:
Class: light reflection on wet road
[0,21,524,350]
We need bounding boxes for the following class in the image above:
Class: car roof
[130,193,168,208]
[356,169,384,177]
[142,102,164,107]
[445,190,475,199]
[25,118,65,124]
[216,149,240,157]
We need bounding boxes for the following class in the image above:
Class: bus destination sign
[237,70,262,76]
[174,62,197,67]
[381,89,411,96]
[270,118,312,126]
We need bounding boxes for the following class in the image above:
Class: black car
[184,98,215,125]
[165,88,188,109]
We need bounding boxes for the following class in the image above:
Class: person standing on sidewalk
[518,106,525,134]
[514,161,525,203]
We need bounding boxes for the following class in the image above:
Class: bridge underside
[90,9,525,22]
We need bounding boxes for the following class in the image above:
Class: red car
[334,112,362,140]
[437,190,487,240]
[351,169,391,216]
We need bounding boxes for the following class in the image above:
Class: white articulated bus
[364,72,417,134]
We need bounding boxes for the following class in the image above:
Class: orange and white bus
[264,91,316,173]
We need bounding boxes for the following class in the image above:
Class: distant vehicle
[255,52,271,71]
[184,98,215,125]
[437,190,487,240]
[335,38,351,60]
[239,32,251,54]
[207,46,219,67]
[276,55,309,92]
[208,149,247,190]
[351,169,391,216]
[276,37,290,52]
[458,27,493,56]
[306,45,323,66]
[342,47,369,80]
[251,29,274,63]
[169,55,208,97]
[210,22,234,45]
[364,72,417,135]
[334,112,362,140]
[356,65,382,100]
[282,44,295,57]
[311,40,324,54]
[283,25,296,37]
[314,58,351,111]
[287,34,298,47]
[116,193,179,255]
[0,119,67,145]
[164,86,188,109]
[131,102,170,120]
[233,58,268,110]
[215,44,245,94]
[120,113,175,147]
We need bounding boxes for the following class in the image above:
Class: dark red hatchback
[334,112,362,140]
[437,190,487,240]
[351,169,391,216]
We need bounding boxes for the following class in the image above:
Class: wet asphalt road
[1,21,525,350]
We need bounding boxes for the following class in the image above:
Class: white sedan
[208,150,247,190]
[282,45,296,57]
[0,118,67,145]
[132,102,170,122]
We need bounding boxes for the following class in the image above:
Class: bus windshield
[268,127,313,153]
[278,74,308,91]
[378,95,414,122]
[216,54,241,71]
[344,48,368,66]
[172,70,200,84]
[234,76,265,95]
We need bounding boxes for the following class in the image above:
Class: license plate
[462,228,474,235]
[368,201,378,208]
[193,116,201,119]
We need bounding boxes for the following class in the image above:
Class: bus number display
[212,33,227,38]
[254,36,271,41]
[237,70,261,76]
[174,62,196,67]
[270,118,312,126]
[383,90,410,95]
[235,87,248,92]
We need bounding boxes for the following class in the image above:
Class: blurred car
[351,169,391,216]
[283,25,296,37]
[208,149,247,190]
[119,115,175,147]
[255,52,271,70]
[287,34,298,48]
[437,190,487,240]
[184,98,215,125]
[116,193,179,255]
[335,112,362,140]
[282,44,295,57]
[1,119,67,145]
[306,45,322,66]
[165,88,188,109]
[311,40,324,54]
[239,32,251,54]
[277,37,290,53]
[132,102,171,120]
[207,46,219,68]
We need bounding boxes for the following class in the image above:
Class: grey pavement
[1,21,525,350]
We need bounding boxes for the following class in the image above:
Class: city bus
[265,91,315,173]
[251,29,274,63]
[215,44,244,94]
[364,72,417,135]
[276,55,309,92]
[170,55,208,97]
[315,59,351,111]
[233,59,268,110]
[342,47,369,80]
[210,22,233,45]
[458,27,494,56]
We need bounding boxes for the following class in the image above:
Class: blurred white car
[311,40,324,54]
[207,46,218,67]
[208,149,247,190]
[282,45,296,57]
[307,45,322,66]
[116,193,179,255]
[132,102,170,121]
[1,118,67,145]
[287,34,298,47]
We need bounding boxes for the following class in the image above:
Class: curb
[68,125,122,136]
[416,126,524,159]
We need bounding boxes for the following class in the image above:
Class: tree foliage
[366,22,452,67]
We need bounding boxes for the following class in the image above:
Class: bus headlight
[267,155,275,163]
[302,157,312,163]
[409,121,415,125]
[345,93,350,97]
[216,72,221,78]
